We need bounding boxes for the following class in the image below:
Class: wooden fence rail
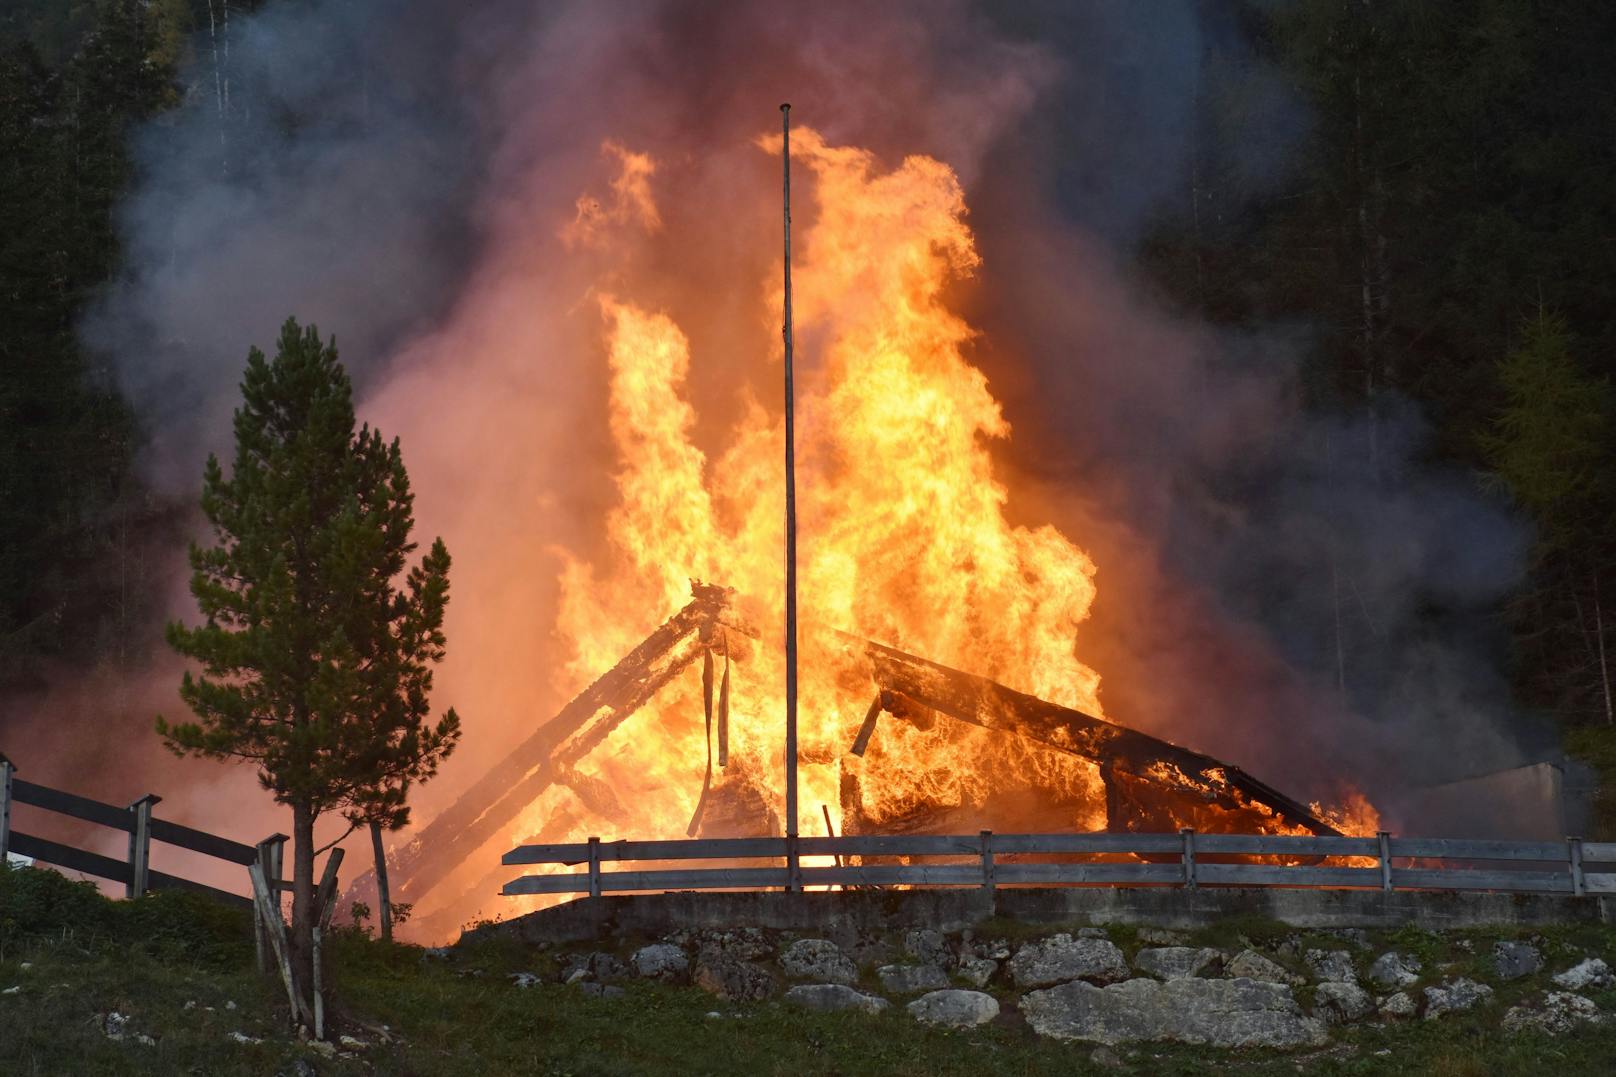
[501,830,1616,899]
[0,753,288,911]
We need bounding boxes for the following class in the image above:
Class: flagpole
[780,102,800,892]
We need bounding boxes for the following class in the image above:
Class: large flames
[500,128,1373,884]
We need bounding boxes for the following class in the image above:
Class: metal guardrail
[502,830,1616,899]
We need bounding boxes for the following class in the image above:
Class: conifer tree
[160,318,461,1027]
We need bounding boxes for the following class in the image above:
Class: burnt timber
[854,636,1340,837]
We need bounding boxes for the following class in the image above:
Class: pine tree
[159,318,461,1027]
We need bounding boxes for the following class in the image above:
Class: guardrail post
[979,829,995,894]
[0,754,15,867]
[587,836,602,898]
[125,794,161,898]
[1568,836,1586,897]
[786,833,802,892]
[1377,831,1393,892]
[1180,828,1197,889]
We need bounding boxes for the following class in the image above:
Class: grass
[5,863,1616,1075]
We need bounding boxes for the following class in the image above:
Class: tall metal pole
[780,102,800,891]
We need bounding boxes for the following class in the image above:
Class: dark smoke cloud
[47,0,1549,886]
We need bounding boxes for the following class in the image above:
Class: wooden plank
[0,756,14,864]
[504,836,786,866]
[1389,868,1574,893]
[148,818,257,865]
[145,869,253,910]
[1583,872,1616,894]
[1195,863,1382,888]
[1193,834,1379,857]
[9,831,132,884]
[993,862,1185,885]
[11,779,133,831]
[1580,842,1616,862]
[503,866,789,896]
[990,832,1185,855]
[1388,838,1568,861]
[249,861,312,1028]
[800,834,985,858]
[800,864,982,887]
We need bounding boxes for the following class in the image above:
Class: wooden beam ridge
[858,637,1340,837]
[377,581,742,905]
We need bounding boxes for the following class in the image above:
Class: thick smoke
[37,0,1550,908]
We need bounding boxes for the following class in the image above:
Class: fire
[507,127,1373,867]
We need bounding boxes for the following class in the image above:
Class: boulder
[560,952,625,983]
[1502,991,1603,1036]
[1313,981,1374,1025]
[779,939,857,985]
[1366,952,1421,990]
[1552,958,1614,992]
[1492,941,1544,981]
[1378,992,1416,1020]
[904,929,955,970]
[508,972,541,988]
[693,956,775,1002]
[1137,927,1189,946]
[975,938,1012,961]
[631,943,690,983]
[877,964,950,994]
[1304,949,1357,984]
[1021,977,1327,1049]
[1225,949,1303,987]
[692,928,772,963]
[906,989,1000,1029]
[785,984,890,1016]
[956,957,998,988]
[1133,947,1222,981]
[1009,934,1129,988]
[1423,978,1493,1019]
[576,982,625,999]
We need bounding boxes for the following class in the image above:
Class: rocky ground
[532,917,1616,1057]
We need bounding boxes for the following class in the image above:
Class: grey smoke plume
[59,0,1544,876]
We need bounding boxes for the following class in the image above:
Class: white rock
[1502,991,1603,1036]
[1378,992,1416,1020]
[956,956,997,988]
[1552,958,1614,991]
[904,929,955,969]
[906,989,1000,1029]
[1224,949,1303,986]
[509,972,541,988]
[1,987,19,996]
[1304,949,1357,984]
[1021,976,1327,1048]
[1009,934,1129,988]
[785,984,890,1015]
[225,1000,237,1011]
[1314,981,1374,1024]
[1137,928,1188,946]
[227,1031,262,1045]
[1423,978,1493,1019]
[877,964,950,994]
[1133,947,1222,980]
[631,943,690,982]
[338,1035,367,1050]
[1366,951,1421,989]
[779,939,857,985]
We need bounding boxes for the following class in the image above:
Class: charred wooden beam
[361,581,746,906]
[856,637,1340,837]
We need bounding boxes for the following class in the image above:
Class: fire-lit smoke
[10,0,1541,934]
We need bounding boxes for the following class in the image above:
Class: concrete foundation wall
[468,886,1616,947]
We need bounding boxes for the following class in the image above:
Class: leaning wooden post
[249,859,311,1028]
[587,836,602,899]
[0,754,15,866]
[254,834,289,975]
[1377,831,1394,892]
[125,794,162,898]
[1568,836,1586,897]
[1180,828,1197,889]
[980,829,995,895]
[311,847,345,1042]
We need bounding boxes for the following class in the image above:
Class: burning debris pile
[369,581,1341,921]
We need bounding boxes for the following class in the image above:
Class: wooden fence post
[1568,836,1586,897]
[126,794,161,898]
[254,834,289,975]
[0,754,14,867]
[311,847,345,1042]
[1377,831,1393,892]
[1180,828,1197,889]
[248,859,311,1028]
[980,829,995,895]
[587,836,602,898]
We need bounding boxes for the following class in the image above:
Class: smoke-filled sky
[38,0,1550,902]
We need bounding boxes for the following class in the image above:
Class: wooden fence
[502,830,1616,898]
[0,753,288,911]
